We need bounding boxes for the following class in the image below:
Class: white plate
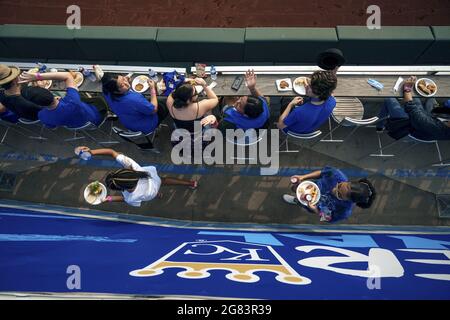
[84,182,107,205]
[296,181,320,206]
[132,75,150,93]
[276,78,293,92]
[293,77,309,95]
[26,68,52,89]
[71,71,84,88]
[415,78,437,97]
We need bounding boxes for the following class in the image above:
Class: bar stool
[320,97,365,143]
[277,130,322,153]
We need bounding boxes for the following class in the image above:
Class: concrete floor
[0,96,448,226]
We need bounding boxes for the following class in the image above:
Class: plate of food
[296,180,320,206]
[27,67,52,89]
[84,181,107,205]
[276,78,293,92]
[71,71,84,88]
[293,77,309,95]
[132,75,150,93]
[415,78,437,97]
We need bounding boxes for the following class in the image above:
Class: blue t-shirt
[283,96,336,134]
[314,166,353,223]
[224,97,270,130]
[104,91,158,134]
[38,88,102,128]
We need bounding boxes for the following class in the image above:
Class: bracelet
[105,195,112,202]
[35,72,43,81]
[150,89,157,95]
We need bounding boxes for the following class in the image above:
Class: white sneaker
[282,194,297,205]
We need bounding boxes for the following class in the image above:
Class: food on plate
[417,79,436,95]
[31,79,52,89]
[297,182,319,204]
[417,80,431,94]
[88,181,102,196]
[70,71,84,87]
[280,80,290,89]
[295,77,309,86]
[426,83,436,93]
[135,83,144,91]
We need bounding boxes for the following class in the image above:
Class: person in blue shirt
[102,73,168,149]
[277,70,337,134]
[282,166,376,223]
[18,71,103,128]
[219,69,270,132]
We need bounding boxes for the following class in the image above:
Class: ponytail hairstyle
[350,178,376,209]
[171,83,194,109]
[101,72,122,101]
[105,168,149,191]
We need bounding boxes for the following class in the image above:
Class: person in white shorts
[77,146,198,207]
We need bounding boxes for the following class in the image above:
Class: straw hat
[0,64,20,85]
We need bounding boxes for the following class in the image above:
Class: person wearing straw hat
[0,64,43,121]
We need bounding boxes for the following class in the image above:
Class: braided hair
[105,168,149,191]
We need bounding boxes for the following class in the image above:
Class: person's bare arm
[245,69,263,98]
[403,76,416,103]
[102,195,125,203]
[277,97,303,130]
[0,102,7,113]
[78,146,120,159]
[291,170,322,182]
[193,78,218,113]
[19,71,76,89]
[147,80,158,114]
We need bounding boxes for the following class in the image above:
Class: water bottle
[36,62,47,73]
[79,67,97,82]
[148,68,158,82]
[79,150,92,161]
[210,65,217,80]
[93,65,104,81]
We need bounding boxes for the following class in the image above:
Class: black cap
[316,48,346,70]
[21,86,54,106]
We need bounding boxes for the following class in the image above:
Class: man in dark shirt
[0,64,43,121]
[377,76,450,141]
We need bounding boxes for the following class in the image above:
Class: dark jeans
[377,97,438,129]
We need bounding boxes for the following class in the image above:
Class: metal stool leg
[432,141,450,167]
[276,136,300,153]
[369,132,396,157]
[319,118,343,143]
[65,130,85,142]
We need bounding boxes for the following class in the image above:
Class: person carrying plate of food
[282,166,376,223]
[76,146,198,207]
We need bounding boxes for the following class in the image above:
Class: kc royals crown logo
[130,240,310,285]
